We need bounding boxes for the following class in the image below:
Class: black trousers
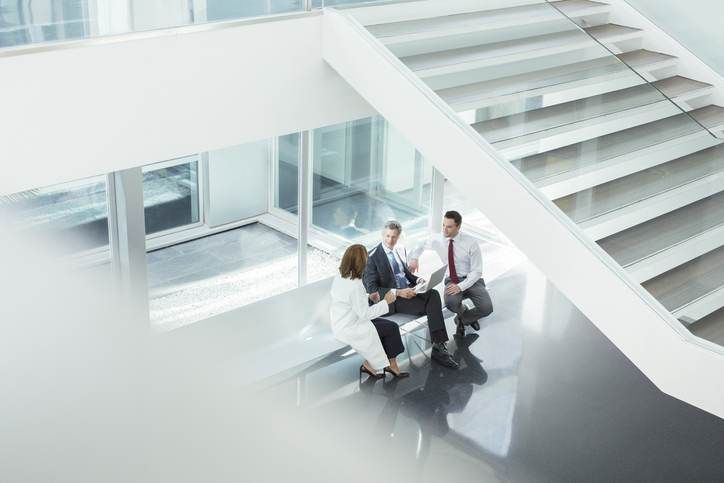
[371,318,405,359]
[391,289,449,343]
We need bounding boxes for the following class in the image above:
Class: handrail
[0,0,423,57]
[544,0,721,139]
[0,9,321,58]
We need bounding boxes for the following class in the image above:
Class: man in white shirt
[409,211,493,337]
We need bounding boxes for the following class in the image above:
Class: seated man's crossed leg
[445,277,493,337]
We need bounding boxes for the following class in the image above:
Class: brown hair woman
[329,244,409,380]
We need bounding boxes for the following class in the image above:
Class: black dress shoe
[471,320,481,331]
[431,343,460,369]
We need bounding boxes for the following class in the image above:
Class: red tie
[448,239,459,284]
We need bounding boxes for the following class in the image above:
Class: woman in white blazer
[330,244,409,380]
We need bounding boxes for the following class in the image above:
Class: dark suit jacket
[363,243,419,302]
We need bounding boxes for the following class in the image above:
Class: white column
[108,168,149,326]
[429,167,445,233]
[297,131,312,287]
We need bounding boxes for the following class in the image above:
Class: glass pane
[1,0,308,49]
[311,116,432,247]
[142,158,200,235]
[0,0,89,48]
[207,0,304,21]
[275,133,300,214]
[0,175,109,253]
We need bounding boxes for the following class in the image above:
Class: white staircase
[343,0,724,340]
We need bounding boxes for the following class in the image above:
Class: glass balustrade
[0,0,410,49]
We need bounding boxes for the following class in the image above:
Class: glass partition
[0,0,90,48]
[310,116,432,246]
[0,0,413,50]
[142,157,201,236]
[0,175,109,254]
[275,132,301,215]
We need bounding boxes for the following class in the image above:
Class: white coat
[329,274,390,370]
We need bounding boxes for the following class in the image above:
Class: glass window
[275,133,300,214]
[0,0,89,48]
[310,116,432,246]
[206,0,303,21]
[142,157,201,235]
[147,140,298,330]
[0,175,109,254]
[312,0,383,7]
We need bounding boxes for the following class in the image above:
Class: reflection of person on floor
[330,244,409,379]
[364,220,459,369]
[374,334,488,466]
[409,210,493,337]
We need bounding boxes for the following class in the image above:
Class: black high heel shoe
[360,365,384,381]
[384,366,410,379]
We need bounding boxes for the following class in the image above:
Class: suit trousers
[371,318,405,359]
[391,289,449,343]
[444,278,493,325]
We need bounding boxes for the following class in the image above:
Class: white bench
[157,277,468,385]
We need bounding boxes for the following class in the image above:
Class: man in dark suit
[363,220,458,369]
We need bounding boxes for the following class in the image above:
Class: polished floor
[261,261,724,482]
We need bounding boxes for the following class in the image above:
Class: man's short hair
[444,210,462,226]
[383,220,402,234]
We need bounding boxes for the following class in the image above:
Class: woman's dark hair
[339,244,368,279]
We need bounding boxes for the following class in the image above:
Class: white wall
[206,140,269,227]
[0,12,373,197]
[625,0,724,78]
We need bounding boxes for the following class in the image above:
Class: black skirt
[371,318,405,359]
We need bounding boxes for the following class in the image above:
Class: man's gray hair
[383,220,402,234]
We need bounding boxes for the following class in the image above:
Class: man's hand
[369,292,381,303]
[409,258,419,273]
[445,283,462,296]
[383,290,396,304]
[397,288,417,299]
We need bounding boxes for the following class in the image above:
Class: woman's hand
[384,290,397,304]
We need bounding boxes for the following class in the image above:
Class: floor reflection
[262,261,724,482]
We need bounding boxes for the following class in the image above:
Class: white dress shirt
[329,274,390,370]
[410,231,482,292]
